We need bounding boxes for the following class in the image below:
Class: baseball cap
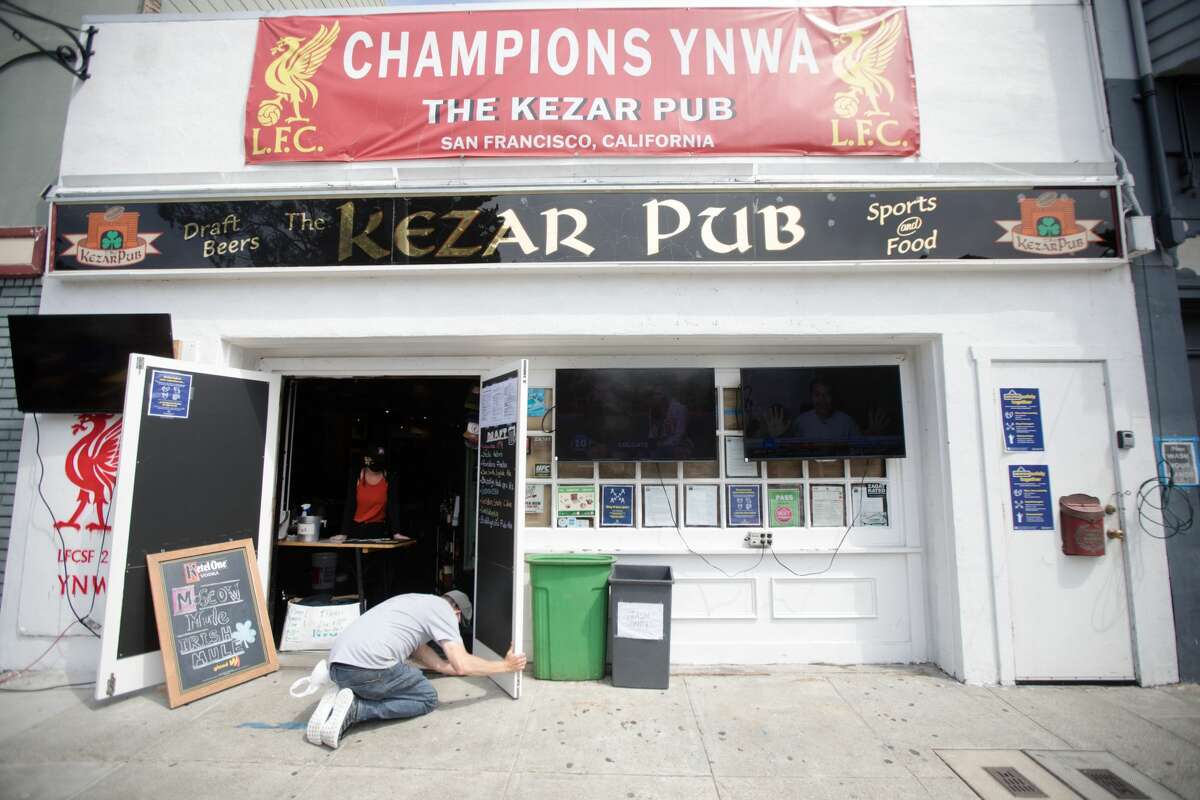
[443,590,473,625]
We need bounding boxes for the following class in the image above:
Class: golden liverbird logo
[807,9,905,119]
[256,21,340,127]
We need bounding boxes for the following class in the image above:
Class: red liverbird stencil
[55,413,122,533]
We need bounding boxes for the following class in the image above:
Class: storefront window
[526,374,896,532]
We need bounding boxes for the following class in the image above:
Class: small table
[276,538,415,612]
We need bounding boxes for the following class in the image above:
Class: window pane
[525,484,550,527]
[599,462,636,479]
[558,461,594,479]
[683,460,719,478]
[808,460,845,478]
[528,387,553,432]
[527,436,552,479]
[848,458,886,478]
[767,485,804,528]
[722,387,743,431]
[766,459,804,478]
[810,484,847,527]
[642,462,679,480]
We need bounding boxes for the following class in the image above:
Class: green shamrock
[1036,216,1062,237]
[100,230,123,250]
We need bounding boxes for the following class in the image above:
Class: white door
[473,361,529,698]
[997,362,1134,681]
[95,355,281,700]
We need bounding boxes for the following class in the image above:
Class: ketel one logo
[61,207,161,268]
[251,21,339,157]
[995,192,1103,256]
[809,9,909,150]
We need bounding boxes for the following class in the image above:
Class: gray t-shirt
[330,593,463,670]
[791,410,861,441]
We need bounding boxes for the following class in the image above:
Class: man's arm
[441,641,527,677]
[410,642,457,675]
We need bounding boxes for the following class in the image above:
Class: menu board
[479,429,516,534]
[147,539,277,708]
[475,368,523,657]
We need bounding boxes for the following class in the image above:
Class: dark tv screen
[740,366,906,460]
[10,313,174,413]
[555,368,717,462]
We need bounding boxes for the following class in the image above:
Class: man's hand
[443,641,527,677]
[864,407,891,436]
[504,644,527,673]
[765,404,790,437]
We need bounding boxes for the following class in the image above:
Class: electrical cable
[1134,459,1195,540]
[0,620,81,686]
[32,414,99,637]
[658,472,765,577]
[768,459,873,579]
[539,403,556,434]
[0,681,95,693]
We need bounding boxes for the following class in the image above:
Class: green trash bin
[525,553,616,680]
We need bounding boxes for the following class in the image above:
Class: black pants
[347,521,393,605]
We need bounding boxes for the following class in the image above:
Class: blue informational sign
[1008,465,1053,531]
[999,388,1044,452]
[528,388,547,418]
[726,484,763,527]
[601,484,634,527]
[148,369,192,419]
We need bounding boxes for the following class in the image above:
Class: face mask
[363,458,382,472]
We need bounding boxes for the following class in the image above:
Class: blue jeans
[329,660,439,722]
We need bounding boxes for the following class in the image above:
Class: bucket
[311,552,338,591]
[297,515,324,541]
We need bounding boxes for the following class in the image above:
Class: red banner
[245,7,918,163]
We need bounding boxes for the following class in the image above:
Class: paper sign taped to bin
[616,601,664,640]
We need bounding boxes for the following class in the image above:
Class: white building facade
[0,2,1180,688]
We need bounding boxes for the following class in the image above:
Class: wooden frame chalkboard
[147,539,278,708]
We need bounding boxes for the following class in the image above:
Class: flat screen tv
[740,366,906,460]
[10,313,174,413]
[555,368,717,462]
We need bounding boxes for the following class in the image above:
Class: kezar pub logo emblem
[251,21,339,157]
[995,192,1103,256]
[808,9,909,151]
[61,206,161,267]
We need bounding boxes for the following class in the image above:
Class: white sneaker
[305,687,339,745]
[320,687,357,749]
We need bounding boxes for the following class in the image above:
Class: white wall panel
[673,578,757,620]
[771,578,878,620]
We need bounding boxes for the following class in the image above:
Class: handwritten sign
[616,601,665,641]
[479,429,516,533]
[147,539,277,707]
[279,599,360,651]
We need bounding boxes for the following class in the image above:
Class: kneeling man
[309,590,526,748]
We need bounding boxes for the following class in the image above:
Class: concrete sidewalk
[1,660,1198,800]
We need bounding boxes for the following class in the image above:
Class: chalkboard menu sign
[147,539,278,708]
[475,369,522,657]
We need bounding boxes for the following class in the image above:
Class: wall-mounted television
[740,366,906,460]
[555,368,717,462]
[10,313,174,413]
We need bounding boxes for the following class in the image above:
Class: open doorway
[272,376,480,622]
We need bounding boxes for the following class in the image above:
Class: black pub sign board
[52,188,1121,271]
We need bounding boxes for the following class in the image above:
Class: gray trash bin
[608,564,673,689]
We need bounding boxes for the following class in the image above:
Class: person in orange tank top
[341,444,402,539]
